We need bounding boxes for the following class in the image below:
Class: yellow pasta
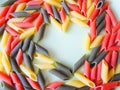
[2,51,12,74]
[34,63,55,70]
[108,68,115,81]
[70,11,87,20]
[62,16,70,32]
[90,35,104,48]
[44,0,61,8]
[20,64,37,81]
[115,64,120,74]
[74,72,95,88]
[84,34,91,51]
[1,31,10,50]
[87,0,92,9]
[86,3,95,18]
[8,17,25,22]
[50,16,62,30]
[25,10,36,14]
[19,27,36,40]
[101,60,109,83]
[34,53,55,64]
[66,80,85,88]
[15,3,26,12]
[0,51,4,71]
[65,0,77,4]
[71,17,88,27]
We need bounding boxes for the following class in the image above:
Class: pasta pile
[0,0,120,90]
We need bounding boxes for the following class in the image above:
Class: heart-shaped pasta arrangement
[0,0,120,90]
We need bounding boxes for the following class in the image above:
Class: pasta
[16,49,23,65]
[56,84,77,90]
[28,41,35,59]
[16,22,34,28]
[67,3,80,13]
[62,16,70,32]
[84,34,91,50]
[87,0,92,9]
[61,1,70,14]
[0,51,4,71]
[59,7,66,23]
[11,12,30,18]
[24,6,41,11]
[15,3,26,12]
[0,0,16,7]
[26,1,43,6]
[0,24,6,35]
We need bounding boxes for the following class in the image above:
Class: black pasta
[0,0,16,7]
[41,8,50,23]
[76,86,90,90]
[0,24,5,35]
[51,5,61,22]
[110,73,120,82]
[33,23,46,43]
[24,5,41,11]
[10,41,23,57]
[35,43,49,56]
[56,62,72,78]
[23,53,34,71]
[117,52,120,64]
[11,12,30,18]
[56,85,77,90]
[37,70,45,90]
[88,45,101,62]
[49,69,69,80]
[61,1,70,14]
[28,41,35,59]
[96,0,105,9]
[73,54,86,73]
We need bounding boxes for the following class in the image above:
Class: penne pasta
[108,68,115,81]
[20,64,37,81]
[15,3,26,12]
[28,41,35,59]
[74,72,95,88]
[65,0,77,4]
[61,1,70,14]
[56,84,77,90]
[84,34,91,51]
[115,64,120,74]
[24,6,41,11]
[0,24,6,35]
[87,0,92,9]
[0,51,4,71]
[62,16,70,32]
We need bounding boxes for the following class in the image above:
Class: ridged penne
[66,80,85,88]
[34,63,55,70]
[74,72,95,88]
[62,16,70,32]
[19,27,36,40]
[20,64,37,81]
[108,68,115,81]
[84,34,91,51]
[15,3,26,12]
[87,0,92,9]
[90,35,104,48]
[115,64,120,74]
[0,51,4,71]
[34,53,55,64]
[65,0,77,4]
[8,17,25,22]
[70,11,87,20]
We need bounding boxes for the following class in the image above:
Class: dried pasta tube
[24,5,41,11]
[61,1,70,14]
[0,6,10,18]
[62,16,70,32]
[84,34,91,51]
[27,1,43,6]
[59,7,66,23]
[28,41,35,59]
[0,24,6,35]
[15,3,26,12]
[111,51,118,68]
[56,84,77,90]
[67,3,80,13]
[105,14,111,33]
[81,0,87,16]
[16,49,23,65]
[96,0,105,9]
[0,0,16,7]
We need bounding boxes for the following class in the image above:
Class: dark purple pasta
[0,0,16,7]
[96,19,105,35]
[73,54,86,73]
[16,72,33,89]
[10,41,23,57]
[41,8,50,23]
[22,36,33,52]
[56,84,77,90]
[24,6,41,11]
[96,0,105,9]
[27,41,35,59]
[76,86,90,90]
[51,5,61,22]
[11,12,30,18]
[9,57,21,73]
[61,1,70,14]
[0,24,5,35]
[56,62,72,78]
[0,81,15,90]
[91,51,108,67]
[88,45,101,62]
[23,53,34,71]
[117,52,120,63]
[33,23,46,43]
[37,70,45,90]
[96,11,106,27]
[49,69,69,80]
[35,43,49,56]
[110,73,120,82]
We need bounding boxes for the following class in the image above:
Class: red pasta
[91,65,97,81]
[26,77,41,90]
[84,60,91,79]
[96,62,102,82]
[44,2,54,17]
[67,3,80,13]
[5,36,13,55]
[23,12,40,23]
[16,22,34,29]
[11,37,20,50]
[16,49,23,65]
[115,30,120,43]
[100,34,110,52]
[77,0,82,11]
[59,7,66,23]
[111,51,118,68]
[0,71,13,86]
[112,22,120,33]
[46,81,64,89]
[81,0,87,16]
[90,20,96,42]
[35,12,43,30]
[0,17,6,27]
[100,1,109,14]
[106,7,117,26]
[94,0,99,5]
[0,6,10,18]
[105,14,111,33]
[26,0,43,6]
[107,46,120,51]
[16,0,30,3]
[5,27,20,37]
[10,72,24,90]
[105,52,112,66]
[88,9,100,25]
[5,4,17,20]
